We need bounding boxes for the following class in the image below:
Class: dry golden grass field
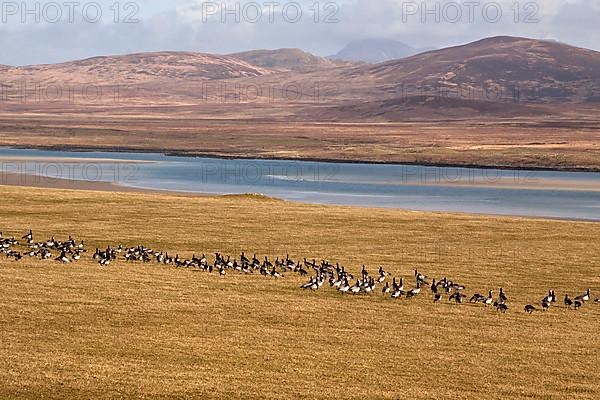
[0,185,599,399]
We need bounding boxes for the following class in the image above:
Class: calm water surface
[1,148,599,221]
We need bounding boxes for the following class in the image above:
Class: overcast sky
[1,0,599,65]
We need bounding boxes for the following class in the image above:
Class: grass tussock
[220,192,284,202]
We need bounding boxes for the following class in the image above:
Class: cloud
[0,0,598,65]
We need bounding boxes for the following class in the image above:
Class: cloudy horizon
[1,0,599,66]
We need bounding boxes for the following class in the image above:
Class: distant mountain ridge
[229,48,350,71]
[331,39,433,63]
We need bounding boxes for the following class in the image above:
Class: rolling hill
[1,51,275,85]
[1,36,599,119]
[354,36,600,104]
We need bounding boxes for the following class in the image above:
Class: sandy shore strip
[0,156,156,164]
[2,169,600,195]
[0,172,183,196]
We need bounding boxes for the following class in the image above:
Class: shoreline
[7,144,600,174]
[0,172,195,197]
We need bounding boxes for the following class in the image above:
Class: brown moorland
[0,185,599,399]
[1,37,599,171]
[0,113,599,171]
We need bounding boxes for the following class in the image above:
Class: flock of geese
[2,229,598,314]
[299,264,596,314]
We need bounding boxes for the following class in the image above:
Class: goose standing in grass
[22,230,33,245]
[541,300,550,312]
[350,280,361,294]
[390,287,403,299]
[406,282,421,299]
[55,250,70,263]
[574,289,591,303]
[498,288,508,304]
[377,266,388,283]
[574,300,583,310]
[296,263,309,276]
[396,277,404,292]
[264,257,273,269]
[390,278,404,298]
[542,291,554,306]
[483,291,494,307]
[329,274,341,289]
[449,291,466,304]
[363,278,375,294]
[496,303,508,313]
[470,293,486,303]
[543,289,557,304]
[564,294,573,309]
[382,282,390,295]
[301,276,316,289]
[310,274,325,290]
[283,255,295,271]
[433,293,442,303]
[40,248,52,259]
[414,269,427,285]
[338,278,350,293]
[6,251,22,261]
[360,265,369,281]
[524,305,536,314]
[270,267,282,278]
[430,279,438,294]
[316,275,325,288]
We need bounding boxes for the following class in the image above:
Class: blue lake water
[1,147,599,221]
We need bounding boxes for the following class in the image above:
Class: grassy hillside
[0,185,599,399]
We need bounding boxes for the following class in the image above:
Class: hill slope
[355,36,600,103]
[2,36,599,119]
[2,51,274,84]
